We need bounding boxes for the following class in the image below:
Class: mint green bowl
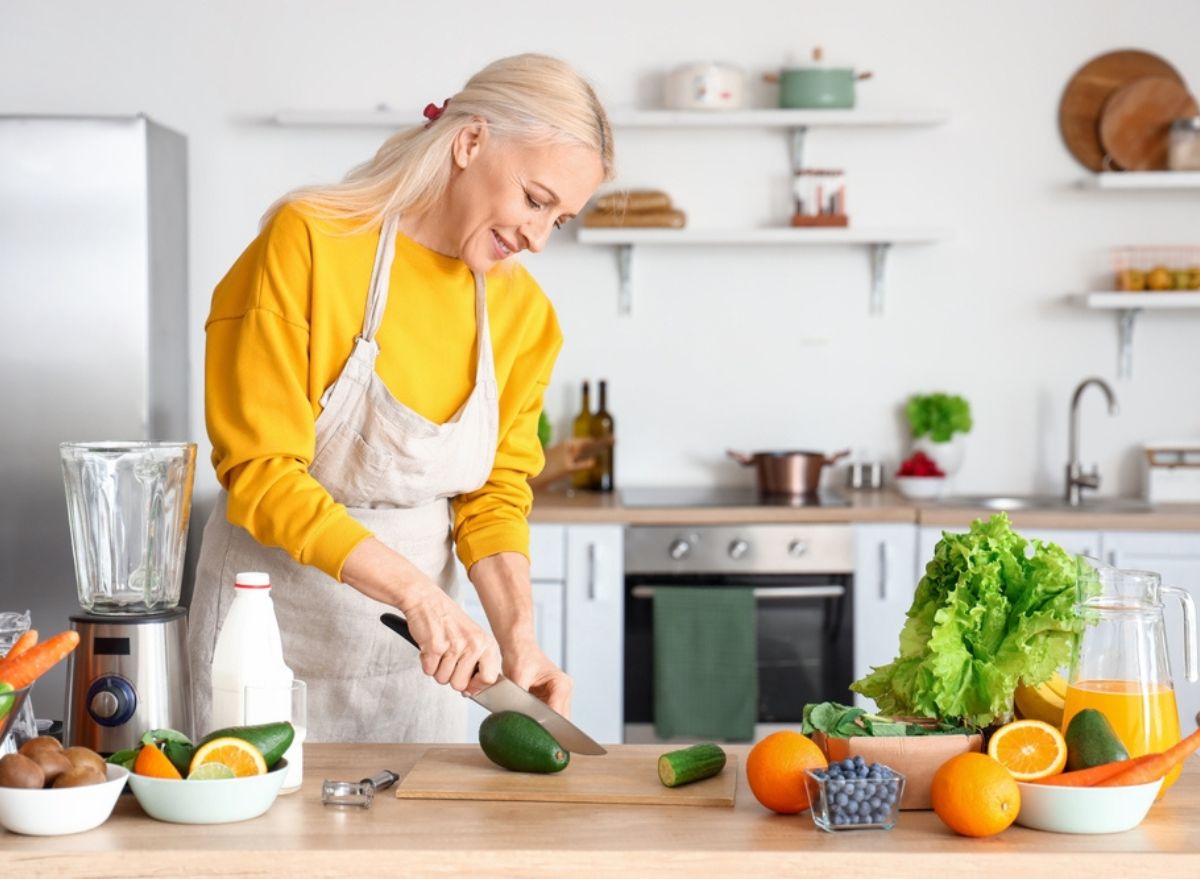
[127,759,287,824]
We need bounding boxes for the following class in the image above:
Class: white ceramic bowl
[894,475,947,500]
[0,763,128,836]
[1015,778,1162,834]
[127,760,287,824]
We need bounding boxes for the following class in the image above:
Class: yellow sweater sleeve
[205,207,371,580]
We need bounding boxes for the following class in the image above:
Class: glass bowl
[0,686,33,748]
[804,759,905,831]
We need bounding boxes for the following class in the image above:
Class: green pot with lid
[766,47,873,109]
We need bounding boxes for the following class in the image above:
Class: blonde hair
[264,53,613,230]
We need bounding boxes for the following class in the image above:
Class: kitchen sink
[936,494,1153,513]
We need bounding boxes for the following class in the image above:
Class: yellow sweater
[205,203,562,579]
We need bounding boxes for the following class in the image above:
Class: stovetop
[620,486,849,509]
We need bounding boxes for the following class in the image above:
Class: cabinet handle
[878,541,890,601]
[1107,550,1118,567]
[587,542,603,601]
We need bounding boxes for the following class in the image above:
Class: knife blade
[378,612,607,756]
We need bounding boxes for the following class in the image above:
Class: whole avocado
[1065,708,1130,771]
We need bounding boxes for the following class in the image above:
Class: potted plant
[905,392,972,476]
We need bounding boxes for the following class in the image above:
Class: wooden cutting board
[395,747,738,807]
[1058,49,1185,171]
[1100,76,1200,170]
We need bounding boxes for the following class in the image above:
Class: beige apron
[188,214,499,743]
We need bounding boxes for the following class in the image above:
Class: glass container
[1168,117,1200,171]
[60,442,196,614]
[804,762,904,831]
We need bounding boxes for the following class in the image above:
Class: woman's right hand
[340,537,501,694]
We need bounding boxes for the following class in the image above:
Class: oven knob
[788,539,809,558]
[668,538,691,560]
[728,539,750,560]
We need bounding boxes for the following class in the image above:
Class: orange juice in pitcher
[1067,559,1196,796]
[1062,680,1183,790]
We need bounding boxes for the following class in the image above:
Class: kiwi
[29,748,73,786]
[52,765,105,788]
[63,746,107,777]
[0,752,45,789]
[18,735,64,757]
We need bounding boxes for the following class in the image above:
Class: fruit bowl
[1015,778,1161,834]
[894,475,947,500]
[127,758,288,825]
[0,763,128,836]
[804,761,905,831]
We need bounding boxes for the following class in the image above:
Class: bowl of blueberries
[804,757,905,832]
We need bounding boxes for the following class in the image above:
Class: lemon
[187,762,236,780]
[188,736,267,777]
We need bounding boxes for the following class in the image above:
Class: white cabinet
[853,524,918,709]
[460,523,624,745]
[564,525,624,745]
[1102,531,1200,730]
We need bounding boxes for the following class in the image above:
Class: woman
[188,54,613,743]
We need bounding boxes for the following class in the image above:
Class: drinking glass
[244,679,306,794]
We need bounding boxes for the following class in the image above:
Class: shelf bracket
[1117,307,1140,379]
[868,243,891,315]
[789,126,808,174]
[616,244,634,316]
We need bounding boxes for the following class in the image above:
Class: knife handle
[379,612,420,650]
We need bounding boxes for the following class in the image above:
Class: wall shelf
[578,227,945,315]
[1081,172,1200,190]
[607,108,949,129]
[273,108,417,127]
[1070,291,1200,378]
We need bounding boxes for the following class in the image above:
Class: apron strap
[472,272,498,400]
[360,214,400,343]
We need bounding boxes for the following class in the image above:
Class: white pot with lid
[664,61,746,111]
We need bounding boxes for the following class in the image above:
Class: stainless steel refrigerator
[0,115,189,724]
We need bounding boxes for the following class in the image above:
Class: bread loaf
[594,190,673,213]
[582,208,687,228]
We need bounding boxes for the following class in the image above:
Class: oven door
[623,572,853,743]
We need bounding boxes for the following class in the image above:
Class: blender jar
[60,442,197,613]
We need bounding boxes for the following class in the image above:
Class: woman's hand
[499,636,573,717]
[341,537,501,694]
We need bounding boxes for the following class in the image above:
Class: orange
[931,752,1020,837]
[133,743,182,780]
[188,736,266,778]
[745,731,828,814]
[987,719,1068,781]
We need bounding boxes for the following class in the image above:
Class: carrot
[1096,727,1200,787]
[4,629,37,661]
[1031,754,1158,786]
[0,630,80,689]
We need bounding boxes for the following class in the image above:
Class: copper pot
[727,448,850,496]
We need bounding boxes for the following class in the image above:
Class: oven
[623,523,854,744]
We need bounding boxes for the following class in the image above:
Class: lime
[187,762,236,780]
[0,681,14,722]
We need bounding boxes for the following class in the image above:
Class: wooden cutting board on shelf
[1058,49,1185,171]
[394,746,738,807]
[1100,75,1200,170]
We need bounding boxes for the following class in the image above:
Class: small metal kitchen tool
[321,770,399,808]
[847,461,884,490]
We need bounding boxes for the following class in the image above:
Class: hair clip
[423,98,450,128]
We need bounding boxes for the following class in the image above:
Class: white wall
[4,0,1199,500]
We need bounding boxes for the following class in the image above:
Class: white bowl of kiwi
[0,736,128,835]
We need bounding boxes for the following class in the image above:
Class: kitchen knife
[378,612,607,756]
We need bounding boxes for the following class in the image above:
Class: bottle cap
[234,571,271,589]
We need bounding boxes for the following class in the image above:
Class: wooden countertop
[9,744,1199,877]
[530,488,1200,531]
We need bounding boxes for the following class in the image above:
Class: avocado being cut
[479,711,570,773]
[1064,708,1130,770]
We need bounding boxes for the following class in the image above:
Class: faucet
[1065,377,1119,506]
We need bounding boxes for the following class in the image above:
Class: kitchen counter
[531,487,1200,531]
[9,744,1199,877]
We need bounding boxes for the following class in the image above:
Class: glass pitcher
[60,442,197,614]
[1063,557,1198,793]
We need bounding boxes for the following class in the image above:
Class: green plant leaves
[905,392,972,442]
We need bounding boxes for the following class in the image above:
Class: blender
[60,442,197,754]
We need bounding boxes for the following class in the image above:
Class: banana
[1014,677,1067,727]
[1044,672,1068,701]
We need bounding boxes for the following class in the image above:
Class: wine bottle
[571,381,596,490]
[591,380,615,492]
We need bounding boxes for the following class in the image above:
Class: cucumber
[1064,708,1130,771]
[478,712,570,773]
[658,743,727,788]
[199,722,295,769]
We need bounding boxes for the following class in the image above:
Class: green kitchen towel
[653,587,758,742]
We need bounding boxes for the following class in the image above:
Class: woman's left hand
[495,637,573,717]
